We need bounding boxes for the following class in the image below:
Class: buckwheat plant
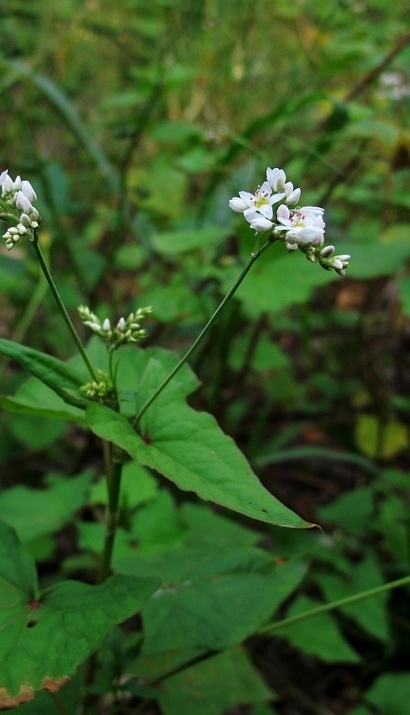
[0,165,355,710]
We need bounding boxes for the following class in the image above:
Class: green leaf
[315,554,389,641]
[0,470,94,543]
[0,521,159,709]
[223,248,335,318]
[141,557,306,653]
[0,339,86,409]
[157,646,271,715]
[278,595,360,663]
[316,487,374,537]
[85,400,312,529]
[151,226,227,256]
[0,376,86,423]
[364,673,410,713]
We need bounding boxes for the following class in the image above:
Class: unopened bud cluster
[78,305,153,353]
[0,170,41,250]
[229,166,350,276]
[80,369,115,400]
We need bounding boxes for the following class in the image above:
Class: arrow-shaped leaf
[86,400,312,529]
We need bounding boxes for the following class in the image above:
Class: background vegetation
[0,0,409,713]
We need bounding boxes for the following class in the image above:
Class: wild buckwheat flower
[1,170,41,250]
[229,165,350,276]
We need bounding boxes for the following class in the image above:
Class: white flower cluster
[0,170,41,250]
[229,166,350,276]
[78,305,153,353]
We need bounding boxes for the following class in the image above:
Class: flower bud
[320,245,335,258]
[21,180,37,203]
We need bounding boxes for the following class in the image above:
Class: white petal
[0,170,8,185]
[21,180,37,202]
[229,197,248,213]
[250,216,273,233]
[276,204,290,221]
[286,188,301,206]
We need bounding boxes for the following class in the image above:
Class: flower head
[1,170,41,250]
[78,305,153,353]
[229,164,349,276]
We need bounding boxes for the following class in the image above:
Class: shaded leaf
[157,646,271,715]
[278,595,360,662]
[0,522,159,709]
[0,338,86,409]
[141,558,306,653]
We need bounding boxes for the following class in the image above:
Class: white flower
[102,318,111,332]
[229,181,285,223]
[276,204,325,246]
[0,170,8,186]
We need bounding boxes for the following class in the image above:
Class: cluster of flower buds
[78,305,153,353]
[229,166,350,276]
[0,170,41,250]
[80,369,115,400]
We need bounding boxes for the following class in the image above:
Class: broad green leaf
[86,400,312,529]
[373,494,410,565]
[157,646,271,715]
[7,412,67,449]
[0,377,86,423]
[222,249,335,318]
[315,554,389,641]
[180,503,260,549]
[278,595,360,662]
[0,470,94,543]
[0,521,158,709]
[141,558,306,653]
[0,338,86,409]
[114,346,200,417]
[317,487,374,536]
[364,673,410,713]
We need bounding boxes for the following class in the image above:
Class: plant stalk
[98,453,123,583]
[133,237,275,427]
[32,233,97,381]
[259,574,410,636]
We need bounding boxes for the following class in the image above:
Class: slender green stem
[31,233,97,381]
[259,574,410,636]
[133,238,275,427]
[98,454,123,583]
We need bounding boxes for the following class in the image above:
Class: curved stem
[133,238,275,427]
[259,574,410,636]
[31,233,97,381]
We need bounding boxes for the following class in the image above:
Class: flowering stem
[258,574,410,636]
[32,232,97,381]
[133,237,275,427]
